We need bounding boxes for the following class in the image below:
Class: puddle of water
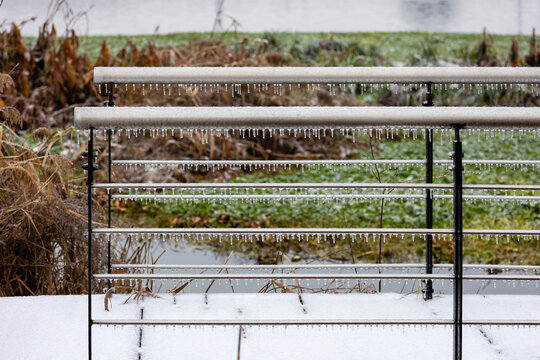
[119,241,540,295]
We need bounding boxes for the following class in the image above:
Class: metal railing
[76,67,540,360]
[93,66,540,84]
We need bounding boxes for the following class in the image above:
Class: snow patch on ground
[1,293,539,359]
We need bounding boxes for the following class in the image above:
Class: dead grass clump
[0,23,96,128]
[0,122,108,296]
[0,106,22,127]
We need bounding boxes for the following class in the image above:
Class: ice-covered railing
[103,262,540,293]
[92,227,540,243]
[99,260,540,301]
[109,262,540,286]
[94,66,540,84]
[79,66,540,360]
[74,106,540,130]
[75,99,540,288]
[93,182,540,205]
[93,66,540,97]
[111,159,540,171]
[92,319,540,326]
[75,105,539,209]
[93,273,540,281]
[111,263,540,270]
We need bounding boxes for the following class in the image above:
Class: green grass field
[69,31,532,65]
[21,30,531,66]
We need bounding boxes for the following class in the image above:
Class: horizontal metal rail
[74,107,540,130]
[112,194,426,201]
[459,160,540,167]
[93,273,540,281]
[112,159,540,168]
[111,263,540,271]
[93,228,540,236]
[95,182,454,190]
[95,273,454,280]
[463,184,540,191]
[110,194,540,202]
[94,182,540,191]
[91,319,540,326]
[460,195,539,201]
[113,159,428,167]
[93,66,540,85]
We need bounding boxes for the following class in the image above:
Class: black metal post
[83,128,95,360]
[106,83,114,289]
[451,125,464,360]
[423,82,434,300]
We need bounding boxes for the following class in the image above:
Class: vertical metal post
[106,83,114,289]
[451,125,464,360]
[84,128,95,360]
[423,82,434,300]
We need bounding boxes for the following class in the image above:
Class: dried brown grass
[0,73,14,93]
[0,22,96,128]
[0,121,108,296]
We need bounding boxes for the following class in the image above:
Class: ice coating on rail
[110,195,539,205]
[96,81,540,98]
[73,106,540,130]
[90,229,540,246]
[93,66,540,85]
[89,177,539,205]
[91,227,540,240]
[110,159,540,172]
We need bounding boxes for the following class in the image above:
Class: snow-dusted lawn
[1,293,539,359]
